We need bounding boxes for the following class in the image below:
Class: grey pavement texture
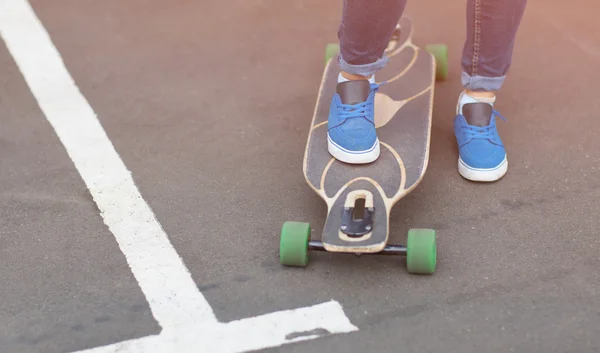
[2,0,600,352]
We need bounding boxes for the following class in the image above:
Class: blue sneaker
[327,80,381,164]
[454,101,508,182]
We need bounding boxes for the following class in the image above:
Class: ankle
[464,89,496,100]
[341,71,372,81]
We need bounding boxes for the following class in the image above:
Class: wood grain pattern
[302,17,435,252]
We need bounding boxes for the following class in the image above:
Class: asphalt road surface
[2,0,600,352]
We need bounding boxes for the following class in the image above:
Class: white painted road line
[73,301,357,353]
[199,301,356,353]
[0,0,217,329]
[0,1,358,352]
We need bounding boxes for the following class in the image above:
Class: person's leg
[327,0,407,164]
[454,0,528,181]
[337,0,407,81]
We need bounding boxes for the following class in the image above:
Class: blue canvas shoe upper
[454,102,507,170]
[327,80,382,154]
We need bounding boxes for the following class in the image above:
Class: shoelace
[462,109,507,139]
[335,82,384,122]
[337,101,371,120]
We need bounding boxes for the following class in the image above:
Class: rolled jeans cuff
[461,71,506,92]
[337,53,389,78]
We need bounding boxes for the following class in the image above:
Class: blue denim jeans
[337,0,528,92]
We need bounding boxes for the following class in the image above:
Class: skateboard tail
[321,178,390,253]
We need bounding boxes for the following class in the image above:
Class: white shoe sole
[327,134,380,164]
[458,155,508,182]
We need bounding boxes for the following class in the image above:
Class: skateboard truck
[340,191,375,237]
[307,241,407,256]
[340,206,375,237]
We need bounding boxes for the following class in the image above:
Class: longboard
[280,18,447,274]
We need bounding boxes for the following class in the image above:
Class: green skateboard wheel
[324,43,340,67]
[406,228,437,274]
[280,221,311,267]
[425,44,448,81]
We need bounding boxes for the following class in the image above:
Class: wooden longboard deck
[302,17,436,253]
